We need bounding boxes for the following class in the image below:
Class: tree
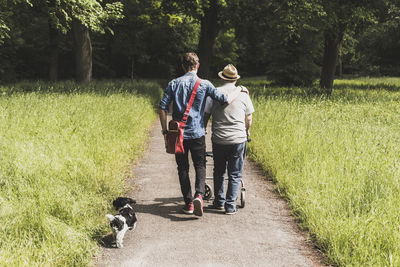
[0,0,33,45]
[47,0,58,81]
[72,18,92,83]
[352,2,400,76]
[233,0,323,86]
[161,0,232,79]
[47,0,124,83]
[318,0,386,94]
[197,0,220,78]
[101,0,199,79]
[0,0,52,81]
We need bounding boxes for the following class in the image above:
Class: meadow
[1,77,400,266]
[0,80,160,266]
[244,77,400,266]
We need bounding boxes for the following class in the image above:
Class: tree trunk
[336,56,343,78]
[319,30,344,95]
[72,18,92,83]
[130,57,134,81]
[197,0,219,79]
[48,0,58,82]
[129,56,135,81]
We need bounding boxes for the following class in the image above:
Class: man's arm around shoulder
[204,80,229,104]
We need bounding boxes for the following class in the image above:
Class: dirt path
[95,121,326,267]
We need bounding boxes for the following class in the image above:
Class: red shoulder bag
[166,78,201,154]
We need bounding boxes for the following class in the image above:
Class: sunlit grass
[246,77,400,266]
[0,81,159,266]
[2,76,399,266]
[334,76,400,91]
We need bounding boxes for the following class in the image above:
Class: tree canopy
[0,0,398,91]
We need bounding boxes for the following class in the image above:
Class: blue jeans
[212,141,246,213]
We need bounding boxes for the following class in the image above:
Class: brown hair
[182,52,199,71]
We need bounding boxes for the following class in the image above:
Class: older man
[204,64,254,214]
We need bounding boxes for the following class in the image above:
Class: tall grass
[0,81,160,266]
[334,77,400,91]
[246,77,400,266]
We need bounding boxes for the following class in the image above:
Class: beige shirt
[205,83,254,145]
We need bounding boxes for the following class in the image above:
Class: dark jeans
[212,141,246,213]
[175,136,206,204]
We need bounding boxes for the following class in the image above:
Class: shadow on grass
[99,233,116,249]
[334,82,400,91]
[0,79,163,105]
[235,76,400,99]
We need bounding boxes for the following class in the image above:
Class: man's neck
[187,69,198,74]
[223,81,236,86]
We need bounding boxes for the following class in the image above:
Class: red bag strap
[181,78,201,123]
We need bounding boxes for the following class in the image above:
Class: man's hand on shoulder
[239,86,249,94]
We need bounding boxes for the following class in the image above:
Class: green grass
[246,77,400,266]
[3,76,400,266]
[0,80,160,266]
[334,77,400,91]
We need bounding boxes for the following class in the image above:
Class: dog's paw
[116,242,124,248]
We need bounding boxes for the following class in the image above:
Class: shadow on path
[99,234,115,249]
[135,197,198,222]
[94,121,326,267]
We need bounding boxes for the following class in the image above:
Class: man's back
[159,72,227,139]
[207,83,254,145]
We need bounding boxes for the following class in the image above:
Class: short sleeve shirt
[205,83,254,145]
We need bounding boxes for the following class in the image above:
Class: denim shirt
[159,72,227,139]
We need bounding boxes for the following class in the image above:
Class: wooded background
[1,0,399,94]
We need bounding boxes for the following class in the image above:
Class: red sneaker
[182,203,194,214]
[193,195,203,217]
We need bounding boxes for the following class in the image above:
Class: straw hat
[218,64,240,81]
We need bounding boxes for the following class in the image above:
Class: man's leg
[189,136,206,216]
[189,136,206,197]
[225,141,246,213]
[212,142,227,207]
[175,140,192,204]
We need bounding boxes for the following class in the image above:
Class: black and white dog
[106,197,137,248]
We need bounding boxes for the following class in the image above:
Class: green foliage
[0,0,33,43]
[0,3,52,81]
[1,0,399,84]
[234,0,323,85]
[0,20,10,44]
[1,0,123,42]
[0,80,159,266]
[47,0,124,34]
[93,0,200,79]
[354,3,400,76]
[247,76,400,266]
[266,33,321,86]
[0,0,125,82]
[160,0,227,20]
[211,28,238,73]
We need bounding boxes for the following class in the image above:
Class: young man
[204,64,254,215]
[159,53,241,216]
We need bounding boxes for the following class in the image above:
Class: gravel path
[95,121,326,267]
